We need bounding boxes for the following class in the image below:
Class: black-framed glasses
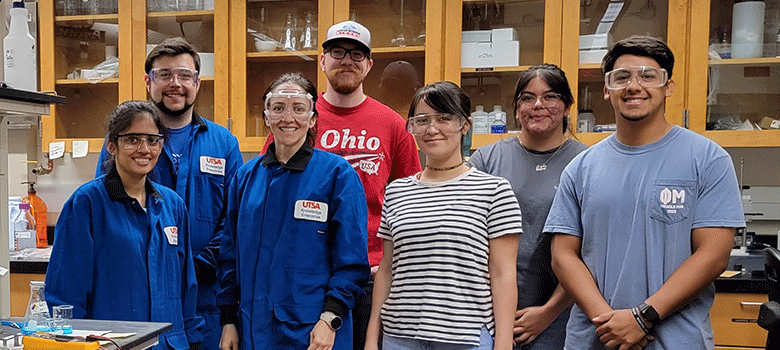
[406,113,465,135]
[517,92,563,108]
[148,67,199,86]
[117,133,164,150]
[327,46,368,62]
[604,66,668,90]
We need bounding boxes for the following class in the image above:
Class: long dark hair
[408,81,472,157]
[263,72,318,146]
[101,100,166,173]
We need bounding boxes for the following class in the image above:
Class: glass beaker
[53,304,74,334]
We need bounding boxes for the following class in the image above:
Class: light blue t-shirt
[544,126,745,350]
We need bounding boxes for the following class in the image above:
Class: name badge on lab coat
[200,156,226,176]
[294,200,328,223]
[164,226,179,245]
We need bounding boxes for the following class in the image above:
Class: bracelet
[631,306,652,334]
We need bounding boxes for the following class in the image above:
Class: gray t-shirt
[469,137,587,310]
[544,126,745,350]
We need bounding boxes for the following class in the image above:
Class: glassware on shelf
[412,0,426,46]
[281,13,298,51]
[300,11,317,50]
[249,6,277,52]
[391,0,411,47]
[350,10,359,22]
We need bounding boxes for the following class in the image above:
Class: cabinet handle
[740,301,764,307]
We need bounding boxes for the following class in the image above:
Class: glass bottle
[775,27,780,58]
[22,281,50,335]
[281,13,298,51]
[300,11,317,50]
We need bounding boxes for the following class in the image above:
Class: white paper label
[294,200,328,223]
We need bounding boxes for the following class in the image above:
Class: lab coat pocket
[287,220,329,274]
[163,329,189,350]
[194,174,224,224]
[167,254,182,299]
[650,179,696,225]
[274,303,322,326]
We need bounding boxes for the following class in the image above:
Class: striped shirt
[377,167,522,346]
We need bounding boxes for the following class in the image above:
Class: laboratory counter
[3,318,171,350]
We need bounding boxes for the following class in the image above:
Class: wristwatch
[638,302,660,328]
[319,312,342,331]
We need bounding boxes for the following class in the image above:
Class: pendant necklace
[519,140,563,172]
[426,161,464,171]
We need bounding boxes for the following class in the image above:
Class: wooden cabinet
[39,0,230,153]
[229,0,443,152]
[710,293,768,348]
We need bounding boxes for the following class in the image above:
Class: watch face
[330,316,342,330]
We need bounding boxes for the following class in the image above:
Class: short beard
[327,69,363,95]
[620,112,649,122]
[154,98,194,118]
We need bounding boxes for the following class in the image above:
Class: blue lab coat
[217,143,370,349]
[46,167,204,349]
[96,113,243,349]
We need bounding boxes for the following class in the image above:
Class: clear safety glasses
[264,90,315,121]
[406,113,466,135]
[148,67,199,86]
[117,133,164,151]
[604,66,668,90]
[516,92,563,109]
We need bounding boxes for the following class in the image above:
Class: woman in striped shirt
[365,81,522,350]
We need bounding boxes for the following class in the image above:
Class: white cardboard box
[461,42,494,68]
[579,49,608,64]
[492,28,518,42]
[579,34,609,50]
[462,30,492,43]
[492,40,520,67]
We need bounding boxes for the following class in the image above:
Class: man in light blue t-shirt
[544,36,744,350]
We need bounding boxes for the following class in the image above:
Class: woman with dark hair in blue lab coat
[45,100,205,350]
[217,72,370,350]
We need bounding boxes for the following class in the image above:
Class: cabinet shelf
[247,50,318,61]
[55,78,119,85]
[709,57,780,66]
[462,65,534,74]
[147,10,214,21]
[55,13,119,23]
[371,46,425,58]
[703,130,780,148]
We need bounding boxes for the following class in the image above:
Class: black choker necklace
[426,161,464,171]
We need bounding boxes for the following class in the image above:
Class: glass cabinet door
[454,0,563,149]
[40,0,128,153]
[139,0,228,126]
[230,0,321,151]
[688,0,780,147]
[563,0,686,145]
[347,0,429,118]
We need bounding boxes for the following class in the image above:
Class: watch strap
[638,302,660,328]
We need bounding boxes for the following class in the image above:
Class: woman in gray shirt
[468,64,587,350]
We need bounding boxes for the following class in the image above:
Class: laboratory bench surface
[3,318,171,350]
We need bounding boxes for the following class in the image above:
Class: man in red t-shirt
[264,20,421,348]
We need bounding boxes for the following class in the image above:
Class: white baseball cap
[322,20,372,54]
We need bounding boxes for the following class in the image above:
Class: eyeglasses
[517,92,563,108]
[264,90,315,120]
[604,66,668,90]
[407,113,465,135]
[327,46,368,62]
[148,67,199,86]
[117,133,164,150]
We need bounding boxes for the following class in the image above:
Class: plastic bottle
[8,196,21,251]
[22,281,50,335]
[471,105,489,134]
[3,1,38,92]
[489,105,507,133]
[12,199,36,251]
[22,182,48,248]
[577,110,596,133]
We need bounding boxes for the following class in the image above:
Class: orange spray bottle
[22,181,48,248]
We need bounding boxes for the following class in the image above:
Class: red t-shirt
[264,95,421,265]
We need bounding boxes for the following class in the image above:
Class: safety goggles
[148,67,199,86]
[117,133,164,150]
[604,66,668,90]
[406,113,466,135]
[516,92,563,109]
[264,90,315,120]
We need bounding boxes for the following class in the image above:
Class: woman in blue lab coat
[45,100,204,350]
[217,72,370,350]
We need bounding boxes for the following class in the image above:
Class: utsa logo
[302,201,321,209]
[205,157,223,165]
